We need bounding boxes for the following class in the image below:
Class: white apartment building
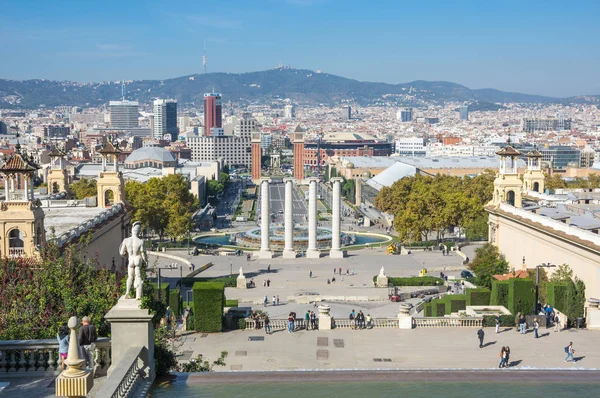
[426,143,498,157]
[187,136,251,168]
[395,137,427,156]
[234,117,257,138]
[284,104,295,119]
[109,100,139,129]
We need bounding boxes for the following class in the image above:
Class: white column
[23,178,28,201]
[259,178,273,259]
[330,178,345,258]
[282,178,296,259]
[4,177,8,200]
[101,156,107,172]
[306,177,320,258]
[113,155,118,172]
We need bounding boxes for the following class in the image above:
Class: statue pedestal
[236,276,247,289]
[376,275,388,288]
[318,305,332,330]
[56,369,94,398]
[104,296,155,379]
[329,249,346,259]
[398,303,413,330]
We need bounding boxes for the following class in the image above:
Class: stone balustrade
[0,337,110,377]
[244,318,400,330]
[413,317,483,327]
[97,346,150,398]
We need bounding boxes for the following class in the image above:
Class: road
[258,179,308,225]
[215,180,242,228]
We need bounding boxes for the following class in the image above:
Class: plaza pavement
[178,326,600,372]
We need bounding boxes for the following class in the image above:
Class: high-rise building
[0,121,7,135]
[153,99,178,141]
[460,105,469,121]
[342,106,352,121]
[109,100,139,129]
[234,115,257,138]
[204,93,222,136]
[398,108,413,122]
[522,117,572,132]
[284,104,295,120]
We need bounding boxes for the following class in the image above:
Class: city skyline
[0,0,599,97]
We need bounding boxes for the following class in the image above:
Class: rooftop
[125,146,176,164]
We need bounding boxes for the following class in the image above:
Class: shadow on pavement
[508,360,522,367]
[482,341,497,348]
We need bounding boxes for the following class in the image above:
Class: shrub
[547,282,568,312]
[446,295,467,314]
[434,300,446,317]
[153,282,170,307]
[225,299,239,307]
[466,288,491,306]
[490,280,509,307]
[192,282,225,332]
[424,303,432,317]
[507,278,535,316]
[373,276,444,286]
[186,308,195,330]
[180,275,236,288]
[236,317,246,330]
[483,315,515,327]
[169,288,182,317]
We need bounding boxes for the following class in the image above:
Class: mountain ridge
[0,68,598,109]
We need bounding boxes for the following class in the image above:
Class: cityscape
[1,1,600,397]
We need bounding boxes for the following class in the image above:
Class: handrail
[413,317,483,327]
[97,346,145,398]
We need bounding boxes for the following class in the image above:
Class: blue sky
[0,0,598,97]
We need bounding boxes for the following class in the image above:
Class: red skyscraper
[203,93,222,136]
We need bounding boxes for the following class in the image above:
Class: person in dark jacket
[78,316,97,370]
[477,327,485,348]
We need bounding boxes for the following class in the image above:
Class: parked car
[460,270,473,278]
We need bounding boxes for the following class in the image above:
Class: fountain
[232,226,355,250]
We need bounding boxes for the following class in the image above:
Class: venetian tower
[523,148,545,193]
[46,147,70,194]
[491,141,523,208]
[0,145,45,258]
[97,141,126,208]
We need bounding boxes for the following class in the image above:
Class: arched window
[105,190,115,207]
[507,190,515,206]
[52,182,59,194]
[533,182,540,192]
[9,229,24,248]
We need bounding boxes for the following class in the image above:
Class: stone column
[283,178,296,258]
[398,303,414,329]
[330,178,345,258]
[306,177,320,258]
[318,304,332,330]
[259,178,273,259]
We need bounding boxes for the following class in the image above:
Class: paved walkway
[179,327,599,372]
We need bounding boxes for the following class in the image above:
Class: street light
[534,263,556,315]
[230,260,233,276]
[155,263,177,302]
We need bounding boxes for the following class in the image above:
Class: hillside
[0,68,598,109]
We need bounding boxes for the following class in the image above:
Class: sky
[0,0,598,97]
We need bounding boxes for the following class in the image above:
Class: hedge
[153,282,170,307]
[225,299,239,307]
[466,288,491,306]
[490,280,509,308]
[507,278,535,316]
[424,303,432,317]
[445,295,467,315]
[192,281,225,332]
[547,282,568,313]
[179,275,236,288]
[483,315,516,327]
[372,276,444,286]
[434,300,446,317]
[169,288,182,317]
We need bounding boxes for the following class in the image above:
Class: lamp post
[156,264,177,302]
[534,263,556,315]
[230,260,233,276]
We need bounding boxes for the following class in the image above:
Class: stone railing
[0,337,110,377]
[8,247,25,258]
[97,346,151,398]
[244,318,400,330]
[413,317,483,327]
[333,318,399,328]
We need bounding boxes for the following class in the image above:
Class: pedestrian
[495,315,501,334]
[499,346,507,368]
[519,315,526,334]
[310,270,313,278]
[263,279,267,287]
[366,313,372,329]
[253,312,260,330]
[287,313,294,333]
[505,346,511,367]
[339,267,342,275]
[272,295,276,306]
[305,310,310,330]
[533,318,539,338]
[554,312,561,332]
[56,323,70,370]
[263,295,268,307]
[514,312,521,332]
[276,295,279,306]
[333,268,336,274]
[264,315,271,335]
[310,311,317,330]
[267,279,271,287]
[78,316,97,371]
[268,264,271,272]
[332,277,336,283]
[564,342,576,363]
[477,327,484,348]
[357,310,365,329]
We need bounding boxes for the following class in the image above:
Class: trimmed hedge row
[153,282,170,307]
[466,288,491,306]
[483,315,515,327]
[434,301,446,317]
[169,287,182,317]
[507,279,535,316]
[372,276,444,286]
[424,303,433,317]
[490,280,509,307]
[225,299,239,307]
[446,294,467,314]
[179,275,237,288]
[192,281,225,332]
[547,282,568,312]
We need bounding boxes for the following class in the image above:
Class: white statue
[238,266,244,277]
[379,266,386,277]
[119,222,147,299]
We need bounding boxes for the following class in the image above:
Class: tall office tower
[234,115,257,138]
[284,104,295,120]
[460,104,469,121]
[398,107,413,122]
[109,100,139,129]
[204,93,222,136]
[153,99,178,141]
[342,106,352,121]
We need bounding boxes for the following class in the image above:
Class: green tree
[468,243,509,289]
[220,171,230,185]
[545,174,567,192]
[549,263,574,283]
[70,178,97,200]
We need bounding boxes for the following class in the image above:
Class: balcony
[8,247,25,258]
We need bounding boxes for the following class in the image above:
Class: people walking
[554,312,561,332]
[78,316,97,371]
[564,342,576,363]
[499,346,506,368]
[267,279,271,287]
[349,310,356,330]
[519,315,526,334]
[366,313,372,329]
[357,311,365,329]
[505,346,511,367]
[287,313,294,333]
[477,327,485,348]
[272,295,276,306]
[264,315,271,335]
[305,310,311,330]
[515,312,521,332]
[495,315,501,333]
[276,295,280,306]
[533,318,539,338]
[56,323,70,370]
[263,295,268,307]
[310,270,313,278]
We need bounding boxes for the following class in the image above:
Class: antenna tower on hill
[203,40,207,74]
